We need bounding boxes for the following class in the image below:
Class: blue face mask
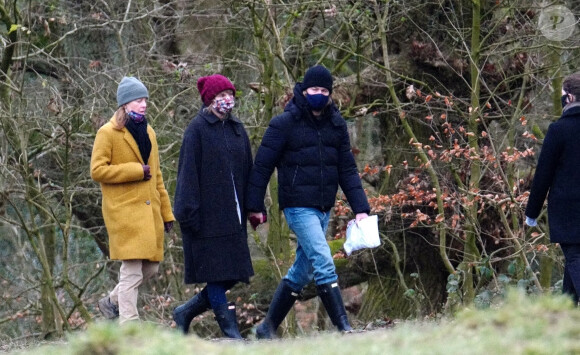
[306,93,329,110]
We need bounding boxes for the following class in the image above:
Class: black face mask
[562,94,568,108]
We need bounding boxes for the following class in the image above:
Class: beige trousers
[109,259,159,324]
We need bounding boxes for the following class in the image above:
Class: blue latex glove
[525,216,537,227]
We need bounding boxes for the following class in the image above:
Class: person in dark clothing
[246,65,370,338]
[172,74,254,338]
[526,72,580,305]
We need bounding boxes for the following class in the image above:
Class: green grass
[14,290,580,355]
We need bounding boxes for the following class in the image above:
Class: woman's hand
[248,212,267,230]
[164,221,174,233]
[143,165,152,181]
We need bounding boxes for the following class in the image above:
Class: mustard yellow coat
[91,116,175,261]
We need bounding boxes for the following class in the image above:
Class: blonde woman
[91,76,175,323]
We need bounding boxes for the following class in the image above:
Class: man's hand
[355,213,369,222]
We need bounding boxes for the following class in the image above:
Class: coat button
[145,200,150,205]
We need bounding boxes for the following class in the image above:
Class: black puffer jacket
[246,83,370,214]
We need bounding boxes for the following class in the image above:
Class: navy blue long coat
[246,83,370,215]
[526,103,580,244]
[174,109,254,284]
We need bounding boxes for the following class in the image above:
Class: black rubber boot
[173,290,210,334]
[214,302,243,339]
[317,281,353,332]
[256,279,300,339]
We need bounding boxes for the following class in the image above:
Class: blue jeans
[283,207,337,290]
[560,244,580,305]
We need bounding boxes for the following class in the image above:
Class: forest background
[1,0,580,346]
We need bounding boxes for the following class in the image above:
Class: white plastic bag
[344,215,380,256]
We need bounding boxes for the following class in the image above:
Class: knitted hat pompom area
[197,74,236,106]
[302,65,333,93]
[117,77,149,107]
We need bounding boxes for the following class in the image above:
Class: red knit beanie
[197,74,236,106]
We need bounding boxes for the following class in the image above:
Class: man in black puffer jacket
[247,65,370,338]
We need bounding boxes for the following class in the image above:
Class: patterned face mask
[127,110,146,123]
[212,96,235,114]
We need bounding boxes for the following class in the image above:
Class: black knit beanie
[302,65,333,93]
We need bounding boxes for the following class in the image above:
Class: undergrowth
[11,289,580,355]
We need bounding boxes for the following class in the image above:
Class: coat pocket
[103,182,139,208]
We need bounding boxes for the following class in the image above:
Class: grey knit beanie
[117,77,149,107]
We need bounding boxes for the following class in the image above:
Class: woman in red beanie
[172,74,255,338]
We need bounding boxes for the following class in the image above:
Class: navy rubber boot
[214,302,243,339]
[317,281,353,332]
[256,279,300,339]
[173,291,210,334]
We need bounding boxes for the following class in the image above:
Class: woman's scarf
[125,113,152,164]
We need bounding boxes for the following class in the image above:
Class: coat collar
[562,102,580,118]
[200,107,242,125]
[109,115,123,130]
